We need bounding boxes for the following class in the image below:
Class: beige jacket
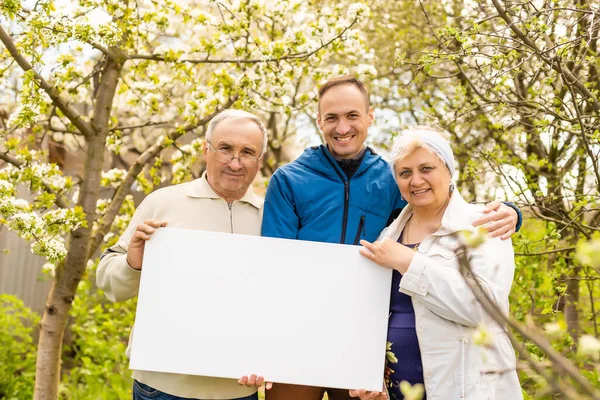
[97,173,263,399]
[379,192,522,400]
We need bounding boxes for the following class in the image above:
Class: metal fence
[0,226,51,315]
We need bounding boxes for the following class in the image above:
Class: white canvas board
[129,227,392,392]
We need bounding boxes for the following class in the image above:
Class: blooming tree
[0,0,373,398]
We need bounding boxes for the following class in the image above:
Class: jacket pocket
[353,215,366,245]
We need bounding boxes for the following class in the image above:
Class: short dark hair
[318,75,370,111]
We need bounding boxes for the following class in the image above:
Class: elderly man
[97,109,268,400]
[260,76,522,400]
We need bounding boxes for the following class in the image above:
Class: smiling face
[394,147,452,210]
[317,84,374,160]
[203,119,264,202]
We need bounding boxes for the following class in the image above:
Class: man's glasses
[206,141,261,167]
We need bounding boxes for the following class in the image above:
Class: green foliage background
[0,295,39,400]
[1,0,599,398]
[58,262,135,400]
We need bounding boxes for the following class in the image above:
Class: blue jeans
[133,380,259,400]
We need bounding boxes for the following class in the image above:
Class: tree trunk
[33,136,106,400]
[34,48,124,399]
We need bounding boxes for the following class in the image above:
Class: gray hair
[390,125,456,177]
[205,109,268,156]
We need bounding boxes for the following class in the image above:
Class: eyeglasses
[206,141,261,167]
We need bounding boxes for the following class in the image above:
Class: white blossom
[10,212,45,238]
[12,199,30,210]
[32,236,68,262]
[579,335,600,358]
[42,262,56,277]
[347,2,370,20]
[544,322,565,339]
[7,103,41,128]
[356,64,378,77]
[43,174,67,191]
[71,188,80,204]
[101,168,127,188]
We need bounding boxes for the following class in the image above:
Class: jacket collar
[186,172,263,209]
[295,145,381,180]
[387,190,474,240]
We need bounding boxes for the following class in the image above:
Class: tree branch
[0,26,95,137]
[490,0,600,113]
[557,62,600,189]
[110,120,172,132]
[127,16,359,65]
[515,246,577,256]
[47,123,84,136]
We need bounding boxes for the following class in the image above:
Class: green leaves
[0,295,39,399]
[60,265,136,399]
[385,341,398,363]
[0,0,22,20]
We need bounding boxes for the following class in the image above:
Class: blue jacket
[262,145,406,244]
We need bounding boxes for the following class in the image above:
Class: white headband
[391,129,456,177]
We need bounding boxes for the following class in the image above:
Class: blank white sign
[129,227,392,392]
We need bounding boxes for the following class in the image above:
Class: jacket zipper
[353,215,365,245]
[341,181,350,243]
[228,203,233,233]
[321,152,350,244]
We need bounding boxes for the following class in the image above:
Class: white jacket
[379,192,522,400]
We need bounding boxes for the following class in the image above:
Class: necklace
[405,218,420,252]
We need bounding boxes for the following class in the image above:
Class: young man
[261,76,520,400]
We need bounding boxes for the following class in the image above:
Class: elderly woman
[351,127,522,400]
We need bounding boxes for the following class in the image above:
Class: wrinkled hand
[359,239,415,274]
[237,374,272,390]
[472,201,518,240]
[126,219,168,270]
[349,389,388,399]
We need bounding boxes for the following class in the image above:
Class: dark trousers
[133,380,259,400]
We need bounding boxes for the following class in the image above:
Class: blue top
[386,238,425,400]
[262,145,406,244]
